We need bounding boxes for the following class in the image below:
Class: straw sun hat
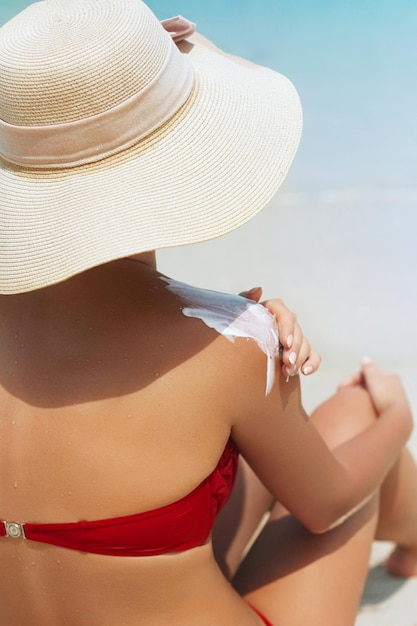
[0,0,302,294]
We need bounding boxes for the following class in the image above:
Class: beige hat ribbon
[161,16,196,43]
[0,26,194,169]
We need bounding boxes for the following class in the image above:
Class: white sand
[158,188,417,624]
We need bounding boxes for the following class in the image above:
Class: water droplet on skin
[154,372,160,378]
[14,360,18,366]
[31,561,36,567]
[56,559,61,565]
[68,490,72,496]
[159,344,164,349]
[14,333,19,340]
[92,479,97,485]
[13,483,18,490]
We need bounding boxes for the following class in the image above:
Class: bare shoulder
[158,281,315,492]
[161,276,281,395]
[163,277,279,349]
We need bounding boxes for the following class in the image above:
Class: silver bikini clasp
[4,521,26,539]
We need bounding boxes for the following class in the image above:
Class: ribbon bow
[161,15,196,43]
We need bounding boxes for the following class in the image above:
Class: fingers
[337,357,389,392]
[261,297,321,378]
[262,297,299,376]
[240,293,297,355]
[239,292,322,378]
[281,324,305,377]
[299,349,322,377]
[338,358,412,421]
[278,313,321,377]
[239,286,262,302]
[360,358,410,415]
[337,371,363,389]
[261,297,296,350]
[282,337,321,378]
[337,358,382,390]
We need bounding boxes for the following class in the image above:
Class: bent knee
[311,386,377,450]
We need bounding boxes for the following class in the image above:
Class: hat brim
[0,33,302,294]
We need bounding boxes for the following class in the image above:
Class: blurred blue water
[149,0,417,191]
[1,0,415,190]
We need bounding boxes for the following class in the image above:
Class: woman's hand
[340,358,413,427]
[239,287,321,378]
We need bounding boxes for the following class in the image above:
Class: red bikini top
[0,439,238,557]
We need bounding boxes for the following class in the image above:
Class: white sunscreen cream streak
[161,277,280,395]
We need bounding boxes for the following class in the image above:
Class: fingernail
[242,287,261,299]
[286,334,293,349]
[303,365,313,375]
[288,352,297,365]
[362,356,372,365]
[285,365,298,376]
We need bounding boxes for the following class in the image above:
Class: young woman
[0,2,415,625]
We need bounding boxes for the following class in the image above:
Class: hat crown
[0,0,171,126]
[0,0,302,296]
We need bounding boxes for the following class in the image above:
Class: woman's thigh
[212,457,274,579]
[233,496,377,626]
[230,386,380,625]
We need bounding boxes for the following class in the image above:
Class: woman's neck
[0,252,158,317]
[127,251,157,269]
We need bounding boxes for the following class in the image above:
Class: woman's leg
[235,497,378,625]
[232,386,417,625]
[312,387,417,577]
[376,447,417,576]
[212,457,274,578]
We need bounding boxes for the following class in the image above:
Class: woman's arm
[320,360,414,530]
[230,343,413,533]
